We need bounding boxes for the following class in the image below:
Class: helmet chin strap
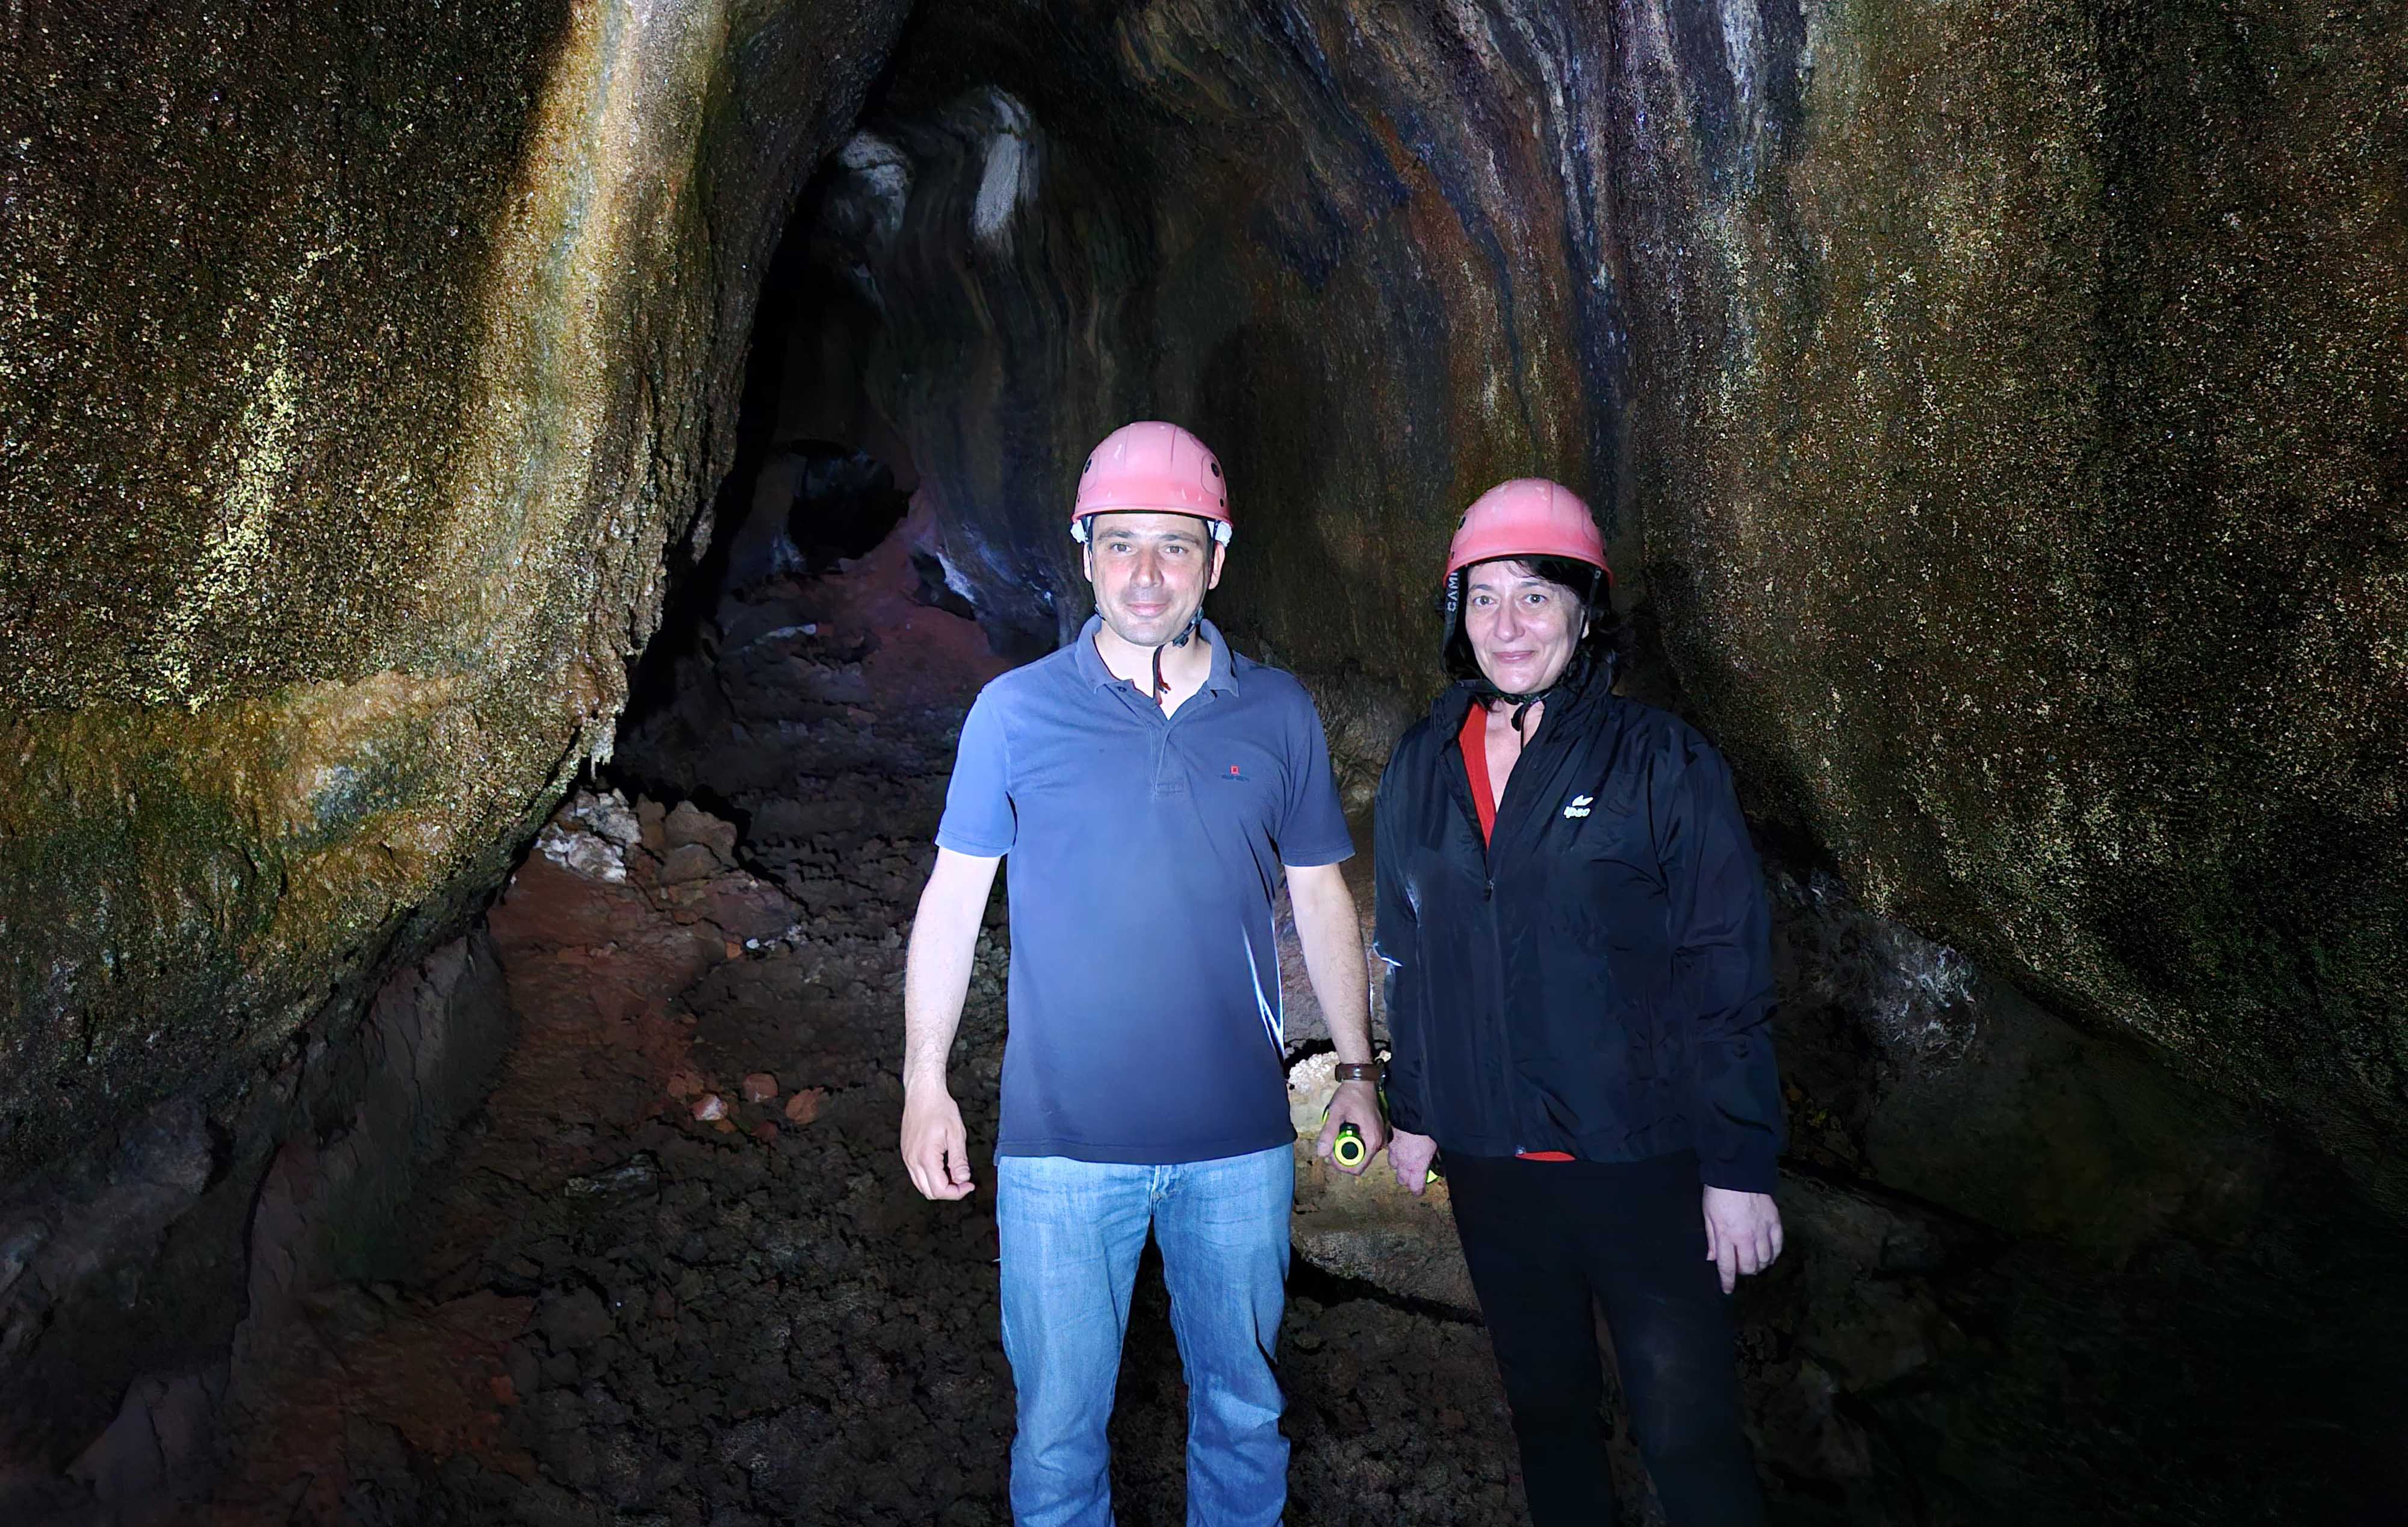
[1152,611,1203,703]
[1480,674,1563,736]
[1149,533,1221,707]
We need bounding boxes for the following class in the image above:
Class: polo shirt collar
[1073,612,1240,695]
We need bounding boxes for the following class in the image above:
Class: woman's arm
[1658,736,1786,1287]
[1372,754,1447,1194]
[1657,737,1786,1195]
[1368,755,1427,1137]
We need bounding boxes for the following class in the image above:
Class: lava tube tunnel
[3,2,2405,1523]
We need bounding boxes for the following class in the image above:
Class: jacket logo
[1562,794,1593,819]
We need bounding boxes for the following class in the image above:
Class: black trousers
[1445,1151,1767,1527]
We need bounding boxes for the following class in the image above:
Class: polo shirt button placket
[1153,735,1188,799]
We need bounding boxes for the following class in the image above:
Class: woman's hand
[1702,1186,1783,1293]
[1389,1129,1439,1195]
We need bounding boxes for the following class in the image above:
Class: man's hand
[901,1086,976,1201]
[1702,1186,1783,1293]
[1389,1128,1439,1195]
[1315,1078,1388,1174]
[899,848,999,1204]
[1286,861,1388,1181]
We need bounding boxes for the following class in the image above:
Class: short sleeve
[935,688,1016,856]
[1275,689,1354,868]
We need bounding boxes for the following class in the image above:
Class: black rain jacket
[1374,674,1785,1192]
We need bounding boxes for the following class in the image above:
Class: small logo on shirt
[1225,764,1246,780]
[1562,794,1593,819]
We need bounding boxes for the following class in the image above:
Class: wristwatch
[1332,1062,1380,1084]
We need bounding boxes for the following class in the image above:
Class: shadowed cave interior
[3,1,2406,1523]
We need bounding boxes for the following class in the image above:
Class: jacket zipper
[1426,686,1630,1159]
[1471,706,1574,1153]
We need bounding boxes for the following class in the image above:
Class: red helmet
[1445,478,1609,580]
[1071,421,1232,545]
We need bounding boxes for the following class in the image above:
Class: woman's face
[1463,559,1584,694]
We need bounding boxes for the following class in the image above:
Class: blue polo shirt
[936,615,1354,1163]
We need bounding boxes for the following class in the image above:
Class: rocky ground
[205,792,1522,1527]
[195,514,2407,1526]
[199,523,1542,1527]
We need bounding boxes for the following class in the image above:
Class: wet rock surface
[0,0,913,1198]
[1618,0,2408,1211]
[2,0,912,1446]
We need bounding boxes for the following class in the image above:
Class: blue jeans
[996,1146,1293,1527]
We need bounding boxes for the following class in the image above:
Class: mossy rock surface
[0,0,912,1184]
[1618,0,2408,1200]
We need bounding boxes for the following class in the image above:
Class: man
[899,420,1387,1527]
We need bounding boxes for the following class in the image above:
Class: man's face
[1463,559,1583,694]
[1083,511,1223,648]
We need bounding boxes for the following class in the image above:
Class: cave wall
[1,0,910,1479]
[1615,0,2408,1200]
[805,0,2407,1204]
[0,0,909,1186]
[5,0,2404,1486]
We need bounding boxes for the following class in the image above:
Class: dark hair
[1440,556,1628,691]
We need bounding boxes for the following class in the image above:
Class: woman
[1374,479,1784,1526]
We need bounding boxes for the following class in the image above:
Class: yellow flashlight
[1332,1122,1367,1169]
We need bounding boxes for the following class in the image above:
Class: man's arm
[900,847,1001,1201]
[1288,860,1386,1171]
